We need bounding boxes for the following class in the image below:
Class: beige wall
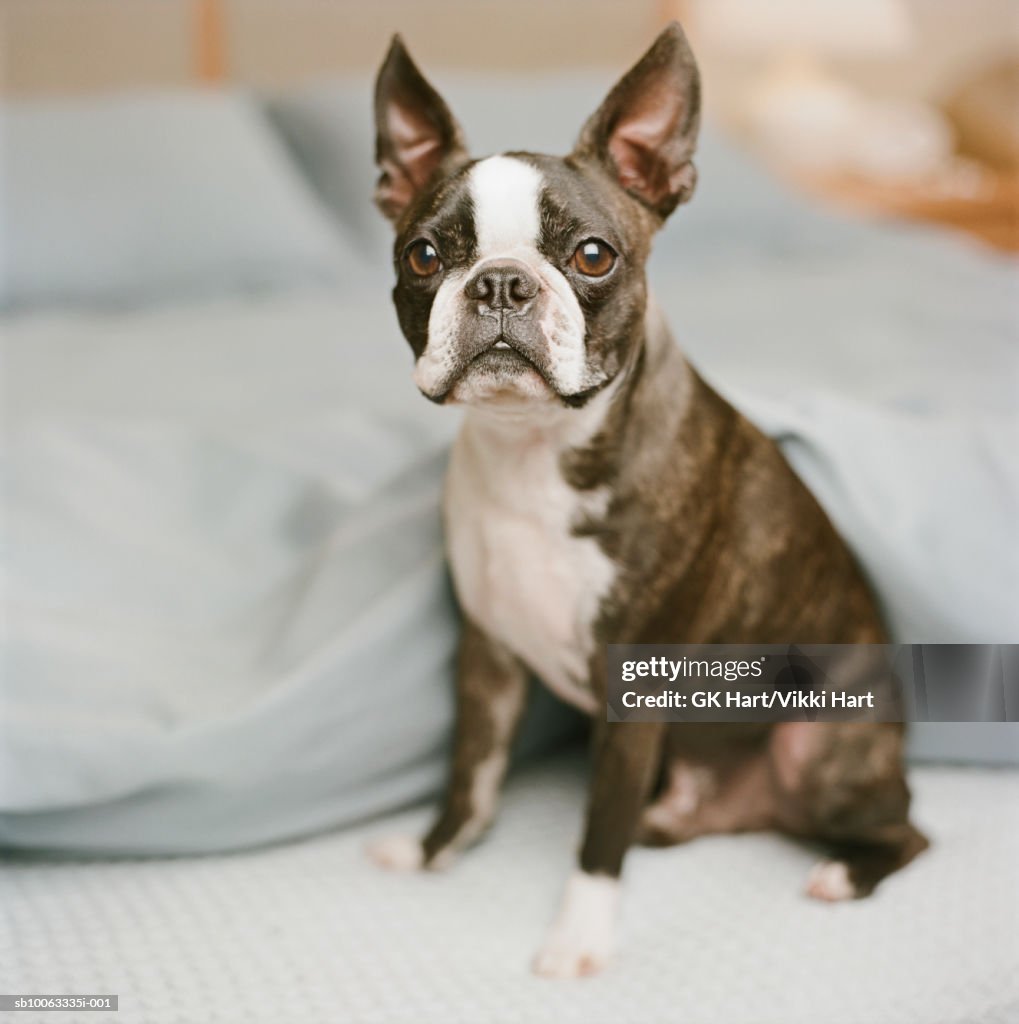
[3,0,1014,99]
[228,1,669,85]
[3,0,196,95]
[1,0,669,96]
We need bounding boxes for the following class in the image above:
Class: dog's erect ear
[574,22,700,219]
[374,36,467,223]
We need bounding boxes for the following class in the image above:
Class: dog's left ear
[374,35,468,223]
[574,22,701,219]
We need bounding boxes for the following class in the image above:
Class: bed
[1,73,1017,1023]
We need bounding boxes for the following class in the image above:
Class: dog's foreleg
[534,720,666,978]
[367,619,528,871]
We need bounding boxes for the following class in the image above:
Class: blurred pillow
[1,90,353,309]
[263,76,387,256]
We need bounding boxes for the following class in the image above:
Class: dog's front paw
[532,872,618,979]
[365,834,425,872]
[532,931,612,979]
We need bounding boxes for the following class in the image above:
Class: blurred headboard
[1,0,677,97]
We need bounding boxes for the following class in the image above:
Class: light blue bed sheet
[1,78,1016,853]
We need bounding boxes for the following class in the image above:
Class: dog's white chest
[445,422,614,713]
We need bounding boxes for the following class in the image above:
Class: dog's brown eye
[405,239,441,277]
[571,239,616,277]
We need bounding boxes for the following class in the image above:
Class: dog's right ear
[374,36,467,223]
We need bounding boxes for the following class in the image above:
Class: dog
[366,23,928,978]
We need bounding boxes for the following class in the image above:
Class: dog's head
[374,23,700,408]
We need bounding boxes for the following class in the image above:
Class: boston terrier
[367,23,928,978]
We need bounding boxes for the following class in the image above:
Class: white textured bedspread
[3,751,1017,1024]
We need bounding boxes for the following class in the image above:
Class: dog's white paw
[806,860,856,902]
[532,872,618,979]
[533,931,612,979]
[365,834,425,872]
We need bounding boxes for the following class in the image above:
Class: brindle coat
[368,22,928,976]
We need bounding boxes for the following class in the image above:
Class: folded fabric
[2,77,1016,854]
[728,389,1019,643]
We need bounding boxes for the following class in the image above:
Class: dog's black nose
[465,259,539,311]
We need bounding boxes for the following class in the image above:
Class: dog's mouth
[424,334,611,409]
[434,334,555,405]
[466,337,539,371]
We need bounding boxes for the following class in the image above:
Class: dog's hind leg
[805,825,930,900]
[636,751,778,846]
[770,722,930,901]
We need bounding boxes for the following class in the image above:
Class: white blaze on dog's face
[373,32,700,409]
[413,155,590,405]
